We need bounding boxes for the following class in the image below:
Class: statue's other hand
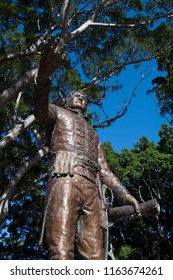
[38,36,67,80]
[122,193,141,216]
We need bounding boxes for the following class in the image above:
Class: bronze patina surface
[34,37,141,260]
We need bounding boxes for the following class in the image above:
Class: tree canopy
[102,124,173,259]
[0,0,173,259]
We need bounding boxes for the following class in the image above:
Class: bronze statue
[34,37,141,260]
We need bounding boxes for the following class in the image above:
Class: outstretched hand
[122,193,141,216]
[37,36,67,82]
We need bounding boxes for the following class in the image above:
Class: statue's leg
[75,175,104,260]
[44,176,78,260]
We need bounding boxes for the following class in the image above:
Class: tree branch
[91,0,110,21]
[0,65,38,107]
[2,9,172,63]
[12,172,48,201]
[61,0,71,40]
[0,146,49,224]
[70,19,93,39]
[0,49,38,64]
[0,24,61,63]
[0,115,36,150]
[93,65,154,128]
[69,0,111,39]
[89,13,173,28]
[13,91,23,123]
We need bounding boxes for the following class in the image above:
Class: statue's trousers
[44,174,104,260]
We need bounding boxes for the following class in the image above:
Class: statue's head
[65,90,87,112]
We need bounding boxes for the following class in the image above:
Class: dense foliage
[102,124,173,260]
[0,0,173,259]
[147,24,173,125]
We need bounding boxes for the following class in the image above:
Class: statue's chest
[50,110,99,157]
[74,115,98,156]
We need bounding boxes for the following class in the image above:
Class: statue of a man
[34,38,140,260]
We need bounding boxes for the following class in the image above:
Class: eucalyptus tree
[149,27,173,126]
[102,124,173,259]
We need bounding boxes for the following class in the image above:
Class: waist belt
[78,155,100,175]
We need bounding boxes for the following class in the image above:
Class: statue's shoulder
[49,104,73,118]
[49,103,65,113]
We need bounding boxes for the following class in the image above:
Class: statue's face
[66,91,87,112]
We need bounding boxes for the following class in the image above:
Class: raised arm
[34,37,66,125]
[98,142,141,214]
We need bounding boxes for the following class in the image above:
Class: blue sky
[91,63,167,152]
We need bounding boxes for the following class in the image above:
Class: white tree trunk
[0,66,38,107]
[0,115,36,150]
[0,146,49,224]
